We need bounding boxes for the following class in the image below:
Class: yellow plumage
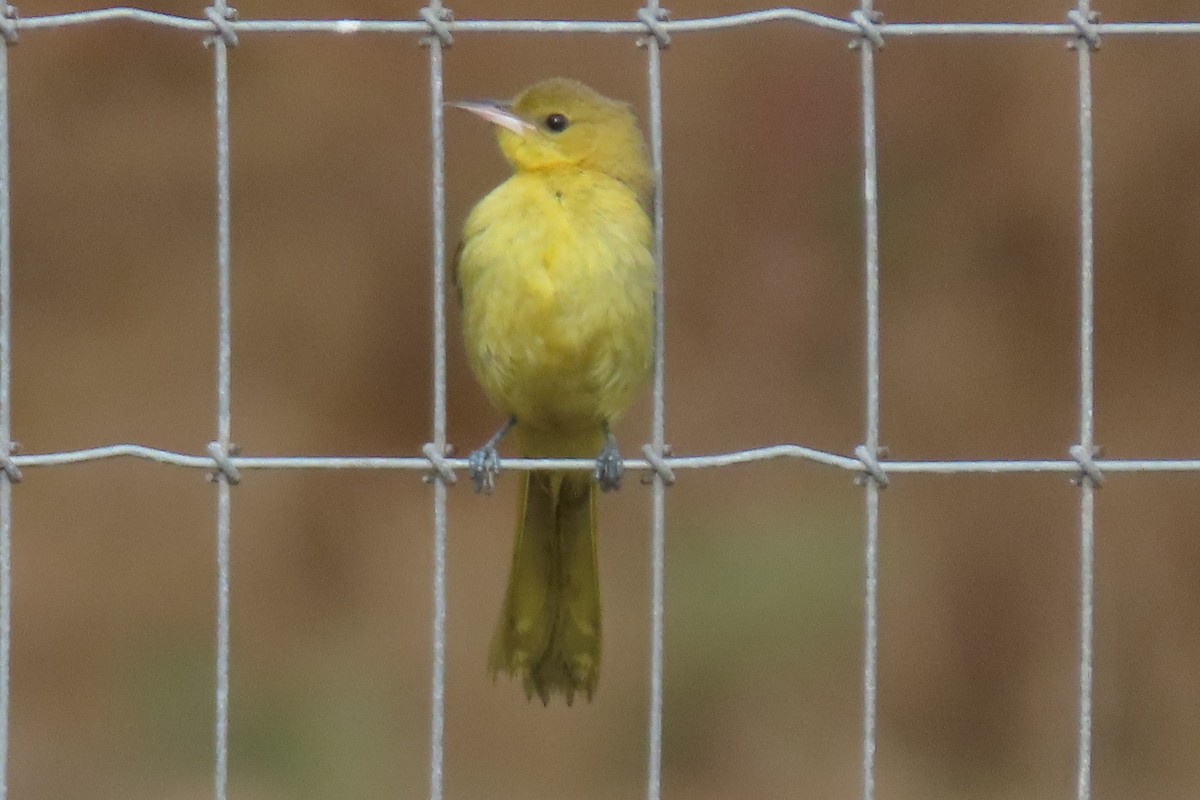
[454,78,655,704]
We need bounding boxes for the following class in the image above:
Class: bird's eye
[544,113,570,132]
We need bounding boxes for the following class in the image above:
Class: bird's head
[453,78,652,204]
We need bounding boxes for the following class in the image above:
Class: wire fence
[2,3,1200,800]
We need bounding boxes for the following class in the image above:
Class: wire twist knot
[0,5,17,45]
[641,443,676,486]
[204,5,239,48]
[637,7,671,49]
[422,442,457,485]
[1067,9,1101,50]
[850,9,885,50]
[1069,444,1104,487]
[419,6,454,47]
[0,441,21,483]
[207,441,241,484]
[854,444,889,488]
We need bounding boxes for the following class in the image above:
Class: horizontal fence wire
[14,7,1200,38]
[3,5,1199,800]
[3,445,1200,476]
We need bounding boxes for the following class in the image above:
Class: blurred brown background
[7,1,1200,798]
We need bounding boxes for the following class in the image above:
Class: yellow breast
[457,170,655,438]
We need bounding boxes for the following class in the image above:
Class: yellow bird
[453,78,655,705]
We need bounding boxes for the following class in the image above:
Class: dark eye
[544,113,569,132]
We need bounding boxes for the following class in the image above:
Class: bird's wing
[450,238,465,307]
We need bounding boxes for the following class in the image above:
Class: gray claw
[594,445,624,493]
[468,446,501,494]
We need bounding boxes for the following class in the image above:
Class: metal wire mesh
[2,4,1200,800]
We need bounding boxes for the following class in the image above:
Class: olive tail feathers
[489,470,601,705]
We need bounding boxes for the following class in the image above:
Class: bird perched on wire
[453,78,655,705]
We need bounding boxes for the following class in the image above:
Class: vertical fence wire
[1073,5,1097,798]
[642,8,667,800]
[424,5,450,800]
[0,26,11,800]
[210,4,234,799]
[856,5,882,800]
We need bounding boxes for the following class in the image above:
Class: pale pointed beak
[450,100,537,136]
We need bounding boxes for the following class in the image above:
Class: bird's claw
[468,445,501,494]
[594,445,624,492]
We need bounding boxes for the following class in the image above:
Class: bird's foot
[468,445,501,494]
[468,417,516,494]
[594,441,624,493]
